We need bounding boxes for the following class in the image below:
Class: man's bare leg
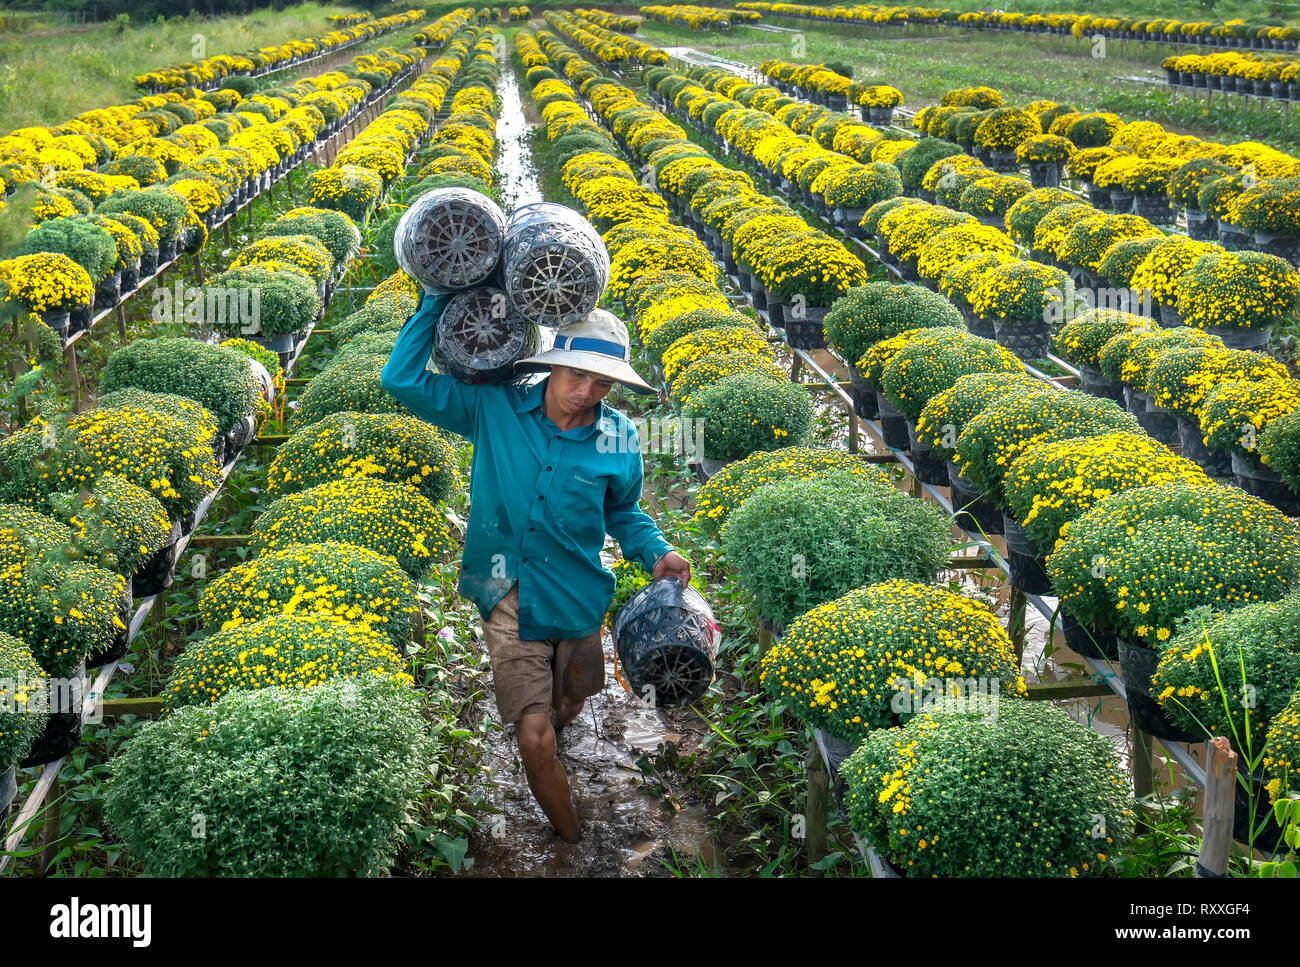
[516,712,580,843]
[552,694,584,731]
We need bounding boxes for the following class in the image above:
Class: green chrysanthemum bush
[1152,594,1300,762]
[841,701,1134,877]
[1264,686,1300,804]
[958,174,1031,221]
[824,282,963,374]
[760,579,1026,740]
[0,631,48,769]
[970,259,1073,324]
[99,337,261,436]
[162,612,412,712]
[914,371,1045,460]
[205,266,320,338]
[104,678,434,877]
[0,502,75,569]
[1004,187,1082,247]
[1097,235,1166,289]
[290,355,406,430]
[1057,214,1162,274]
[259,206,361,266]
[1048,482,1300,645]
[915,224,1015,286]
[1052,309,1151,370]
[1259,407,1300,493]
[721,471,952,629]
[197,541,418,650]
[642,308,761,369]
[1098,325,1215,389]
[1147,347,1288,423]
[682,371,814,462]
[1003,432,1213,553]
[879,330,1025,423]
[251,477,453,581]
[692,446,887,536]
[266,411,458,504]
[661,326,774,389]
[955,388,1141,506]
[45,473,171,575]
[669,352,789,408]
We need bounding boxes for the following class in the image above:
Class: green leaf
[433,833,469,873]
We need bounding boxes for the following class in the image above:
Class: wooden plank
[804,742,829,874]
[1196,736,1236,877]
[1023,680,1113,701]
[100,697,164,719]
[185,534,252,547]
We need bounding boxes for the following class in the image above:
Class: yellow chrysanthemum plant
[760,579,1027,743]
[1047,481,1300,648]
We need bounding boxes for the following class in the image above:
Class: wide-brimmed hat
[513,308,657,395]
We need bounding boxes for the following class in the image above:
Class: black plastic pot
[86,587,133,669]
[948,463,1003,536]
[613,577,720,708]
[1077,362,1125,403]
[906,422,950,485]
[993,315,1051,360]
[1027,161,1062,188]
[1178,418,1231,476]
[846,369,878,420]
[19,661,87,768]
[875,392,911,450]
[1002,514,1053,594]
[1059,610,1120,660]
[1231,451,1300,514]
[132,520,184,598]
[1118,638,1201,743]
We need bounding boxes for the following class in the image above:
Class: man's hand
[652,550,691,586]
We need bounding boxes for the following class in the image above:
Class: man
[380,292,691,845]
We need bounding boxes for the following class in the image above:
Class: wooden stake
[1196,736,1236,877]
[805,743,829,874]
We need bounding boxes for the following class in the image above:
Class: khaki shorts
[480,583,605,725]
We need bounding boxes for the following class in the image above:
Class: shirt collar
[515,375,618,438]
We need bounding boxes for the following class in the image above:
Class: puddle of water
[496,66,545,210]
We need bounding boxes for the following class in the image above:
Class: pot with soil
[875,391,911,450]
[133,520,185,598]
[1231,450,1300,514]
[1206,324,1270,351]
[1177,418,1231,476]
[1251,231,1300,266]
[846,367,878,420]
[39,309,71,338]
[86,586,134,669]
[19,661,87,768]
[947,462,1003,536]
[1117,638,1202,743]
[1001,513,1054,595]
[1027,161,1062,189]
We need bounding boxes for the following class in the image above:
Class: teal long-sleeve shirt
[380,291,673,640]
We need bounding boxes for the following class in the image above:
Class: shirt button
[545,466,552,471]
[538,495,544,501]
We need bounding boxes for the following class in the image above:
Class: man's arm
[380,290,478,438]
[605,446,673,575]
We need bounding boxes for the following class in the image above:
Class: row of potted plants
[97,41,492,873]
[521,28,815,475]
[553,9,670,67]
[132,8,427,93]
[0,45,430,341]
[638,5,757,29]
[736,3,1300,51]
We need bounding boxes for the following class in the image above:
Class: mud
[461,549,722,877]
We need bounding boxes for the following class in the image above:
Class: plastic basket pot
[395,187,506,291]
[433,286,539,384]
[499,202,609,327]
[613,577,720,708]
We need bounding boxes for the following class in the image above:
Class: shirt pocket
[553,467,611,547]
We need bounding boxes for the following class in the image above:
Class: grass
[639,19,1300,156]
[0,2,373,131]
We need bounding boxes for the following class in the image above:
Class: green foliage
[0,630,47,769]
[720,469,952,628]
[1049,482,1300,643]
[290,354,407,429]
[104,678,434,877]
[207,266,319,338]
[1153,593,1300,759]
[841,701,1134,877]
[17,216,118,284]
[100,337,261,435]
[824,282,963,371]
[682,371,814,461]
